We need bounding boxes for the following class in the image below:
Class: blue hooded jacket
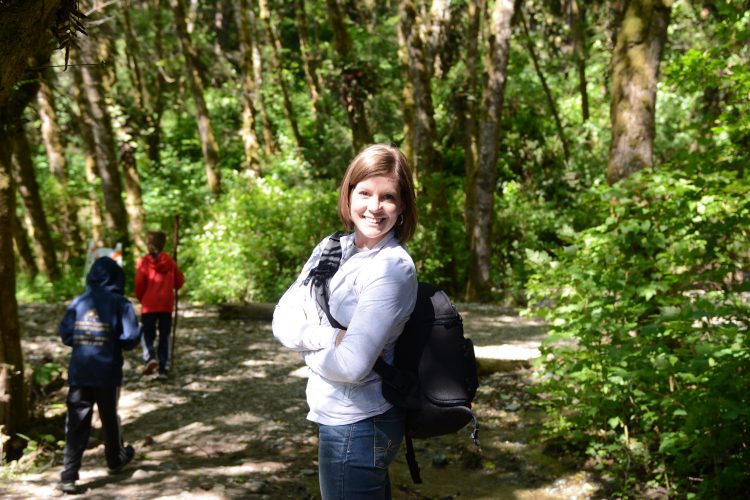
[60,257,140,387]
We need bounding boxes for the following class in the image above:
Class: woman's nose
[368,197,381,211]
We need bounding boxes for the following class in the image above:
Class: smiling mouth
[363,215,384,225]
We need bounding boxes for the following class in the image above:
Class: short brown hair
[337,144,418,243]
[146,231,167,252]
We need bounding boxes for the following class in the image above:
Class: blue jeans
[318,406,404,500]
[140,312,172,372]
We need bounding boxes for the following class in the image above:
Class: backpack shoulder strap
[404,434,422,484]
[304,232,346,330]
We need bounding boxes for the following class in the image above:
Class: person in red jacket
[135,231,184,377]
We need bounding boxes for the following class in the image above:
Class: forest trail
[4,302,600,499]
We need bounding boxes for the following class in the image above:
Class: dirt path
[3,303,600,499]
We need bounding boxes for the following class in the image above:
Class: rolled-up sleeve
[302,256,417,383]
[272,241,339,352]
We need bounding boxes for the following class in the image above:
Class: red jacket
[135,252,185,313]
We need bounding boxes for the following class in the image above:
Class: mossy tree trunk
[75,27,131,249]
[326,0,373,152]
[0,120,28,458]
[12,207,38,275]
[294,0,325,118]
[466,0,516,302]
[258,0,305,152]
[237,0,262,176]
[37,70,83,263]
[11,124,61,280]
[607,0,672,184]
[169,0,223,194]
[3,64,61,281]
[0,5,63,380]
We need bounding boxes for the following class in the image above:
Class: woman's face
[349,174,402,249]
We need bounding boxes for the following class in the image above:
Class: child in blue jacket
[58,257,140,493]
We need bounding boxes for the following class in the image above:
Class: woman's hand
[335,329,346,346]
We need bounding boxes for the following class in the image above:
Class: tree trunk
[294,0,325,117]
[2,70,61,280]
[399,0,458,289]
[571,0,590,122]
[258,0,305,152]
[326,0,373,151]
[0,126,29,454]
[607,0,672,184]
[461,0,482,295]
[149,0,169,166]
[37,71,83,262]
[119,129,147,255]
[398,0,439,179]
[0,7,62,440]
[0,0,62,106]
[397,6,416,168]
[169,0,223,194]
[85,153,105,245]
[247,16,277,157]
[75,31,131,249]
[466,0,516,302]
[12,207,38,276]
[237,0,262,175]
[425,0,453,78]
[11,126,61,280]
[121,1,160,165]
[518,8,570,163]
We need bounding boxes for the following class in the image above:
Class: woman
[273,144,419,499]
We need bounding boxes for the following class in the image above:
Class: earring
[398,214,404,226]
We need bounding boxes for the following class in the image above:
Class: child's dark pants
[140,312,172,372]
[61,386,123,481]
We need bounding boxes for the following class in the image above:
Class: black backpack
[306,232,480,483]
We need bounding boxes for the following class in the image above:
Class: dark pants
[141,312,172,372]
[61,386,124,481]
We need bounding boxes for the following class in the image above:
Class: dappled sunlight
[288,365,309,378]
[119,390,189,416]
[181,380,225,393]
[216,412,263,426]
[154,421,216,446]
[184,460,287,477]
[241,358,275,368]
[9,303,600,498]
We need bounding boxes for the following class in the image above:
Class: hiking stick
[170,215,180,371]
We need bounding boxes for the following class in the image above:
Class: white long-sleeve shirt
[273,230,417,425]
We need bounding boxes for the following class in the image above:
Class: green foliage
[494,180,582,303]
[16,272,85,303]
[409,174,468,293]
[526,166,750,497]
[0,432,64,479]
[183,170,340,303]
[32,362,63,388]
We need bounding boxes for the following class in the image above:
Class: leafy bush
[16,272,86,303]
[183,171,340,303]
[525,166,750,497]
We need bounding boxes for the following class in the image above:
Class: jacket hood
[87,256,125,295]
[146,252,174,273]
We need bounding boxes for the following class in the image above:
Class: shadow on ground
[3,303,599,499]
